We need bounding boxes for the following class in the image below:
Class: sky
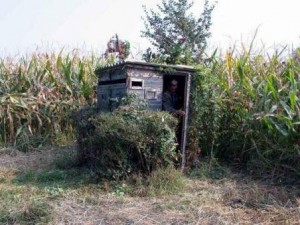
[0,0,299,57]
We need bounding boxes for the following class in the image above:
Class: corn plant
[189,44,300,179]
[0,50,105,149]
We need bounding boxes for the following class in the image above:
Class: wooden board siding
[127,69,163,111]
[127,88,145,99]
[99,71,110,81]
[99,68,126,82]
[97,68,127,111]
[95,61,196,168]
[127,68,161,78]
[97,83,127,112]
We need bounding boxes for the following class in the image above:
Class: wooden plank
[147,101,162,111]
[127,69,161,78]
[128,89,145,99]
[97,86,110,112]
[144,81,162,87]
[111,69,126,80]
[181,73,191,170]
[99,71,110,81]
[99,69,126,81]
[97,83,126,112]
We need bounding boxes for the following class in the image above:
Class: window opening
[130,78,144,89]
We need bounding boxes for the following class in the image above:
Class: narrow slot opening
[131,81,143,88]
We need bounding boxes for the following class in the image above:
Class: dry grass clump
[51,175,299,224]
[0,200,53,225]
[126,165,187,197]
[146,166,186,196]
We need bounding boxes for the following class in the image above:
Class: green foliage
[141,0,215,64]
[188,45,300,180]
[74,105,178,179]
[0,199,53,225]
[124,40,131,59]
[1,42,299,182]
[115,166,186,197]
[110,183,128,197]
[187,158,230,180]
[36,170,66,183]
[147,166,186,196]
[0,50,104,148]
[55,151,77,170]
[14,169,66,184]
[14,170,36,183]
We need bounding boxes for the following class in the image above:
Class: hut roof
[95,60,196,75]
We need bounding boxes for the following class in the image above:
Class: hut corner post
[181,72,191,171]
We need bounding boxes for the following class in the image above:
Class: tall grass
[189,45,300,179]
[1,45,299,179]
[0,50,105,149]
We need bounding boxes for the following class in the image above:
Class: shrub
[74,106,178,179]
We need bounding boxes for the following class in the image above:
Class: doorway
[162,74,188,155]
[162,75,186,111]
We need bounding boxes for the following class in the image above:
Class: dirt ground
[0,146,299,225]
[0,146,73,172]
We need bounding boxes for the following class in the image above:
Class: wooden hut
[95,60,195,167]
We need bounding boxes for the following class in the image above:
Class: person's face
[169,83,177,93]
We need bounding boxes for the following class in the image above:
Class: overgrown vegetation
[0,0,299,222]
[188,45,300,182]
[140,0,299,180]
[0,44,299,181]
[0,50,103,150]
[73,101,179,179]
[0,28,299,185]
[146,165,186,196]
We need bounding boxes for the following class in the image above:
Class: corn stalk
[0,50,105,149]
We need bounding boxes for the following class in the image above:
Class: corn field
[190,46,300,179]
[0,46,299,178]
[0,50,104,150]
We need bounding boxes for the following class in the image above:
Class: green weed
[37,170,66,183]
[0,200,53,225]
[55,151,77,170]
[14,170,36,183]
[147,166,186,196]
[187,158,230,180]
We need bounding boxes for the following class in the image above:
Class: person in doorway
[162,79,185,116]
[162,79,185,165]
